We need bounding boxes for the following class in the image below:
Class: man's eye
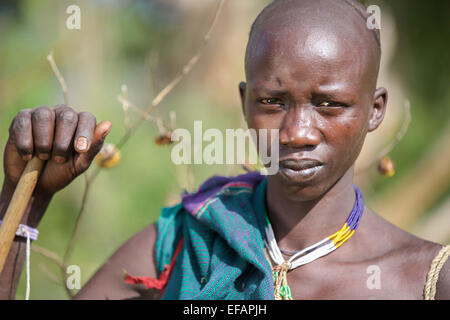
[318,101,347,108]
[260,98,282,105]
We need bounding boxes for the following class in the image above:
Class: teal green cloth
[155,172,274,299]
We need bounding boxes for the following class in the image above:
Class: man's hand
[3,104,112,213]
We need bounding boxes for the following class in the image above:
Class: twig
[118,85,132,131]
[47,51,69,106]
[117,88,155,124]
[62,174,90,267]
[31,250,70,294]
[115,0,226,150]
[118,88,178,136]
[37,262,64,286]
[31,244,64,268]
[31,243,75,298]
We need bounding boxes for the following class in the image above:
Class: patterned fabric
[155,171,275,299]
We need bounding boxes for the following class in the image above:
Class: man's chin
[268,173,328,202]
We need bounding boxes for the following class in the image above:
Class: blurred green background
[0,0,449,299]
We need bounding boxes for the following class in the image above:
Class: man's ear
[239,81,247,117]
[368,87,388,132]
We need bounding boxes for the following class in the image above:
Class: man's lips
[278,158,324,171]
[277,158,324,182]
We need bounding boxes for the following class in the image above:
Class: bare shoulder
[394,237,450,300]
[358,208,446,299]
[75,223,160,300]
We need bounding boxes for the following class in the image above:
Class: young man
[1,0,448,300]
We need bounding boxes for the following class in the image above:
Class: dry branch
[47,51,69,106]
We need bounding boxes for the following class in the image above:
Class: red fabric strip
[124,236,184,291]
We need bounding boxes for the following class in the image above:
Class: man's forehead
[252,24,358,63]
[247,26,367,84]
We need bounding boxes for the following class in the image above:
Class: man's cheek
[333,118,365,142]
[338,124,367,164]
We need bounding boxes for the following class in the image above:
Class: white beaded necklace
[263,186,364,300]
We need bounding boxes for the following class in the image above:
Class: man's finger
[74,112,96,153]
[74,121,112,173]
[52,105,79,163]
[31,106,55,161]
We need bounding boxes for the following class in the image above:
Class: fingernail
[76,137,88,151]
[38,153,50,160]
[23,154,32,161]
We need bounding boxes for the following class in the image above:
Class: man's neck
[266,166,357,251]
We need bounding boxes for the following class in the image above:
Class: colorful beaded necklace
[263,185,364,300]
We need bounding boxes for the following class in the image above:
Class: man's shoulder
[368,207,444,267]
[358,208,448,298]
[362,207,443,254]
[403,240,450,300]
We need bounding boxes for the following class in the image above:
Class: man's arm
[0,105,116,299]
[0,183,53,299]
[74,223,160,300]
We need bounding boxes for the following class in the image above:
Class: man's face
[240,25,384,200]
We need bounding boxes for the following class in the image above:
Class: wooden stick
[0,157,44,275]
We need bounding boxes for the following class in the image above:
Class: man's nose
[279,109,322,149]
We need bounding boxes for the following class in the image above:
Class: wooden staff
[0,157,44,275]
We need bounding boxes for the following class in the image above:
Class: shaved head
[239,0,388,199]
[245,0,381,90]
